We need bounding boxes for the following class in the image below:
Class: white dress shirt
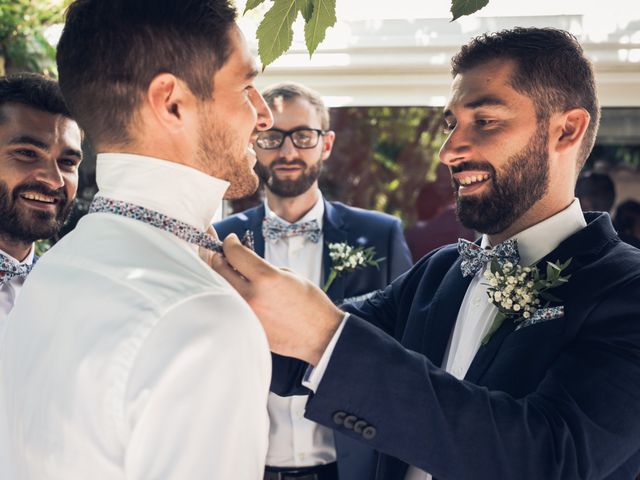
[264,193,338,467]
[304,199,586,480]
[0,153,271,480]
[0,246,34,340]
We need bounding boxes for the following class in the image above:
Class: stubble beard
[455,128,550,235]
[0,180,73,244]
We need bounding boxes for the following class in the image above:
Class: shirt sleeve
[302,313,349,393]
[122,291,271,480]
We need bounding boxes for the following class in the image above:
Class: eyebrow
[443,95,509,118]
[8,135,82,159]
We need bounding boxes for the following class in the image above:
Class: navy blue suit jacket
[214,199,413,480]
[276,212,640,480]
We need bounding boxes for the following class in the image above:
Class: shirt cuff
[302,313,349,393]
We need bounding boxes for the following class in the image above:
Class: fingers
[221,234,276,282]
[209,251,251,297]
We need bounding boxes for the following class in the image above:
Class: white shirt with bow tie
[0,247,34,340]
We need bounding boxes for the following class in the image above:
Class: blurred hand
[207,234,344,366]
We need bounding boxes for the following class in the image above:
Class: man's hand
[207,234,344,366]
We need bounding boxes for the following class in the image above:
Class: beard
[454,128,550,235]
[254,156,322,198]
[0,180,74,244]
[196,108,259,200]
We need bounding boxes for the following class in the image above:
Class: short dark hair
[56,0,237,147]
[451,27,600,169]
[575,171,616,212]
[261,82,330,130]
[0,73,71,123]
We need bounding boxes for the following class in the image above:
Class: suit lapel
[322,201,348,303]
[422,257,473,367]
[248,204,266,257]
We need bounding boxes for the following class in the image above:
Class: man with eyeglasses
[215,82,412,480]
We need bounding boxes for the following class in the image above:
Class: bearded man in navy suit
[214,82,412,480]
[212,28,640,479]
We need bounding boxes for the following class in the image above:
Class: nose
[34,161,65,190]
[439,123,472,167]
[278,135,298,160]
[253,91,274,131]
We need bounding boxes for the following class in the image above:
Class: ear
[320,130,336,161]
[146,73,192,131]
[552,107,590,155]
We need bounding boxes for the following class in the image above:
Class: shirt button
[298,453,305,462]
[472,296,482,308]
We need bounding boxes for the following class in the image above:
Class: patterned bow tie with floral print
[457,238,520,277]
[262,216,321,243]
[0,252,33,287]
[88,197,254,254]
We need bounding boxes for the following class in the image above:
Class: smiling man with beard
[215,82,412,480]
[0,1,276,479]
[0,74,82,331]
[211,29,640,479]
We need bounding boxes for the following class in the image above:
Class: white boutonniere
[323,242,385,292]
[481,258,572,345]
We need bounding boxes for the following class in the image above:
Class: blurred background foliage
[0,0,68,76]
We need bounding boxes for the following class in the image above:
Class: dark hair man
[215,82,412,480]
[212,28,640,479]
[0,0,274,478]
[0,73,82,332]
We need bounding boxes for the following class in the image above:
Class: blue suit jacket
[214,199,413,480]
[276,212,640,480]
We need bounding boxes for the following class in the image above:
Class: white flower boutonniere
[481,257,572,345]
[322,242,385,292]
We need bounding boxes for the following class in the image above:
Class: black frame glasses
[255,127,328,150]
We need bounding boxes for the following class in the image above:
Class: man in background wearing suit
[215,82,413,480]
[212,28,640,479]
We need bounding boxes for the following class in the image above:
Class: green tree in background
[0,0,69,76]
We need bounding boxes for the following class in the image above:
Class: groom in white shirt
[1,1,274,479]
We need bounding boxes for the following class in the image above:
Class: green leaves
[247,0,336,69]
[304,0,336,57]
[255,0,299,70]
[450,0,490,21]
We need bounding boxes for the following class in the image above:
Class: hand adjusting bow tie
[457,238,520,277]
[262,216,321,243]
[0,253,33,287]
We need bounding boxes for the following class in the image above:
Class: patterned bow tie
[88,197,254,254]
[262,216,321,243]
[457,238,520,277]
[0,252,33,287]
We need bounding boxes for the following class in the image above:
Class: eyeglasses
[255,128,328,150]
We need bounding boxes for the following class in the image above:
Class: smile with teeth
[20,193,57,204]
[457,173,491,186]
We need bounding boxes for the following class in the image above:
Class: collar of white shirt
[0,246,35,267]
[95,153,229,232]
[263,190,325,229]
[480,198,587,266]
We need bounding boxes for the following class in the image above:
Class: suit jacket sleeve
[304,271,640,479]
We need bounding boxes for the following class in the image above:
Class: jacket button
[354,420,367,434]
[362,426,377,440]
[332,411,346,425]
[343,415,357,430]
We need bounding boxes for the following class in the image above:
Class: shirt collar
[264,191,325,228]
[95,153,229,231]
[481,198,587,266]
[0,246,35,266]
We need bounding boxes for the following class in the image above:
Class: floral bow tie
[457,238,520,277]
[262,216,321,243]
[0,252,33,287]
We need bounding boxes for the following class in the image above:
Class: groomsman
[0,74,82,328]
[1,1,275,479]
[215,82,412,480]
[212,28,640,479]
